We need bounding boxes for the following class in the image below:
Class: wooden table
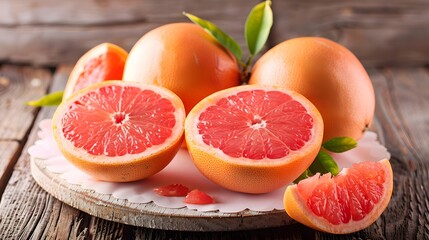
[0,63,428,239]
[1,0,429,238]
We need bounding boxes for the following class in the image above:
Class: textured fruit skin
[185,85,324,194]
[63,43,128,100]
[249,37,375,141]
[57,138,183,182]
[53,81,185,182]
[283,159,393,234]
[123,23,240,114]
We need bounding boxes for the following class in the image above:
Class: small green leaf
[244,0,273,56]
[309,150,340,176]
[322,137,358,153]
[293,169,314,184]
[26,91,63,107]
[183,12,243,63]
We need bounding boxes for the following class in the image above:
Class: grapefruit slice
[284,159,393,234]
[52,81,185,182]
[185,85,324,194]
[63,43,128,100]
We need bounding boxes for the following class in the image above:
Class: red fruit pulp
[153,184,190,197]
[73,52,125,93]
[184,189,214,205]
[197,90,314,159]
[298,161,386,225]
[61,85,177,157]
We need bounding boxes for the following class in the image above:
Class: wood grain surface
[0,2,428,238]
[0,0,258,65]
[1,0,428,66]
[271,0,429,67]
[0,65,51,194]
[0,64,428,239]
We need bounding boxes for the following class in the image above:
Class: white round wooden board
[30,156,293,231]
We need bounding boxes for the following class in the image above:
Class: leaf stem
[240,54,254,84]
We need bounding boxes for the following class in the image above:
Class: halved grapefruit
[52,81,185,182]
[63,43,128,100]
[284,159,393,234]
[185,85,324,194]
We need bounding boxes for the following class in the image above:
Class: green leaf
[322,137,358,153]
[293,169,314,184]
[244,0,273,56]
[309,150,340,176]
[26,91,63,107]
[183,12,243,64]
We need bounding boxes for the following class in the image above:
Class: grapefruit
[123,23,240,114]
[284,159,393,234]
[185,85,324,194]
[63,43,128,100]
[249,37,375,141]
[52,81,185,182]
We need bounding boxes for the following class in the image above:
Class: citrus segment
[284,159,393,234]
[53,81,185,182]
[184,189,215,205]
[185,85,324,194]
[153,184,190,197]
[64,43,128,100]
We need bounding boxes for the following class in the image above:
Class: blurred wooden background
[0,0,428,67]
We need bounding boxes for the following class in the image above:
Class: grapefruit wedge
[52,81,185,182]
[63,43,128,100]
[185,85,324,194]
[284,159,393,234]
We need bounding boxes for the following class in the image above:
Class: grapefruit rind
[63,43,128,100]
[185,85,324,194]
[284,159,393,234]
[53,81,185,182]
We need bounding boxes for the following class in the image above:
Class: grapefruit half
[284,159,393,234]
[52,81,185,182]
[185,85,324,194]
[63,43,128,100]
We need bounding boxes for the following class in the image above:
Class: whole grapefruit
[249,37,375,141]
[123,23,240,114]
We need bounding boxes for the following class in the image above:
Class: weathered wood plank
[0,65,51,140]
[0,0,258,25]
[131,223,311,240]
[1,0,429,66]
[270,0,429,67]
[2,66,428,239]
[0,66,92,239]
[0,141,19,195]
[377,68,429,240]
[0,65,51,197]
[0,0,258,65]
